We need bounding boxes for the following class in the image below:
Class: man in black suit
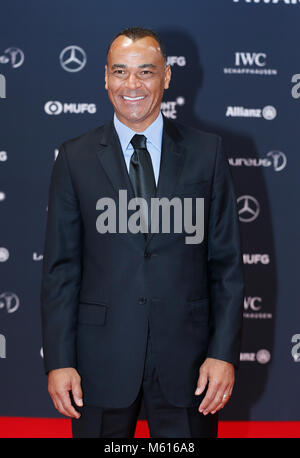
[40,27,244,438]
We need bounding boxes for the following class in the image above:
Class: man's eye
[140,71,153,76]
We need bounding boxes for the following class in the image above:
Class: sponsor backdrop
[0,0,299,425]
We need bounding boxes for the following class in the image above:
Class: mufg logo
[0,74,6,98]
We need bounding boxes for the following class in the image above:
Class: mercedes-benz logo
[237,195,260,223]
[60,45,87,72]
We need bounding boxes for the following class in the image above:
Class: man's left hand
[195,357,234,415]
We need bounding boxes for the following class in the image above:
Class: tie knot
[130,134,147,150]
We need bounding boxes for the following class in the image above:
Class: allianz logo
[228,151,287,172]
[240,349,271,364]
[226,105,277,120]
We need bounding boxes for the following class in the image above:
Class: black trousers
[71,325,218,438]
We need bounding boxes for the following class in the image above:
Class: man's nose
[125,74,142,89]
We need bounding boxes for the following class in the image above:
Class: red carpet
[0,418,299,438]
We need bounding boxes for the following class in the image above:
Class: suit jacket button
[138,297,147,305]
[144,251,151,258]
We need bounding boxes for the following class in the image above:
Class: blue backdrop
[1,0,299,422]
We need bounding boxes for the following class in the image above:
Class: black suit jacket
[40,115,244,408]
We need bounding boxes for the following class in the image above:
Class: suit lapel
[96,121,146,247]
[145,116,186,247]
[95,116,186,248]
[155,115,185,200]
[96,120,135,202]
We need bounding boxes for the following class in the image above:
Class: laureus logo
[229,150,287,172]
[0,292,20,313]
[0,47,24,68]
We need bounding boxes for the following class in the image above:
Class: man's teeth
[122,96,145,101]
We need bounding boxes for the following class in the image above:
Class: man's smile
[121,95,146,101]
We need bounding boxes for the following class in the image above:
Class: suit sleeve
[40,143,82,373]
[206,137,245,369]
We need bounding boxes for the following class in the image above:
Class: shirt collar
[113,111,163,152]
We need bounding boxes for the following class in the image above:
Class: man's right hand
[48,367,83,419]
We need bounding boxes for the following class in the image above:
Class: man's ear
[105,65,108,90]
[164,65,171,90]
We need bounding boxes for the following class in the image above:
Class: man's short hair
[107,27,167,62]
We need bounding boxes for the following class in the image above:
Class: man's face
[105,35,171,131]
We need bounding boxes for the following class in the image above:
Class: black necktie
[129,134,156,233]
